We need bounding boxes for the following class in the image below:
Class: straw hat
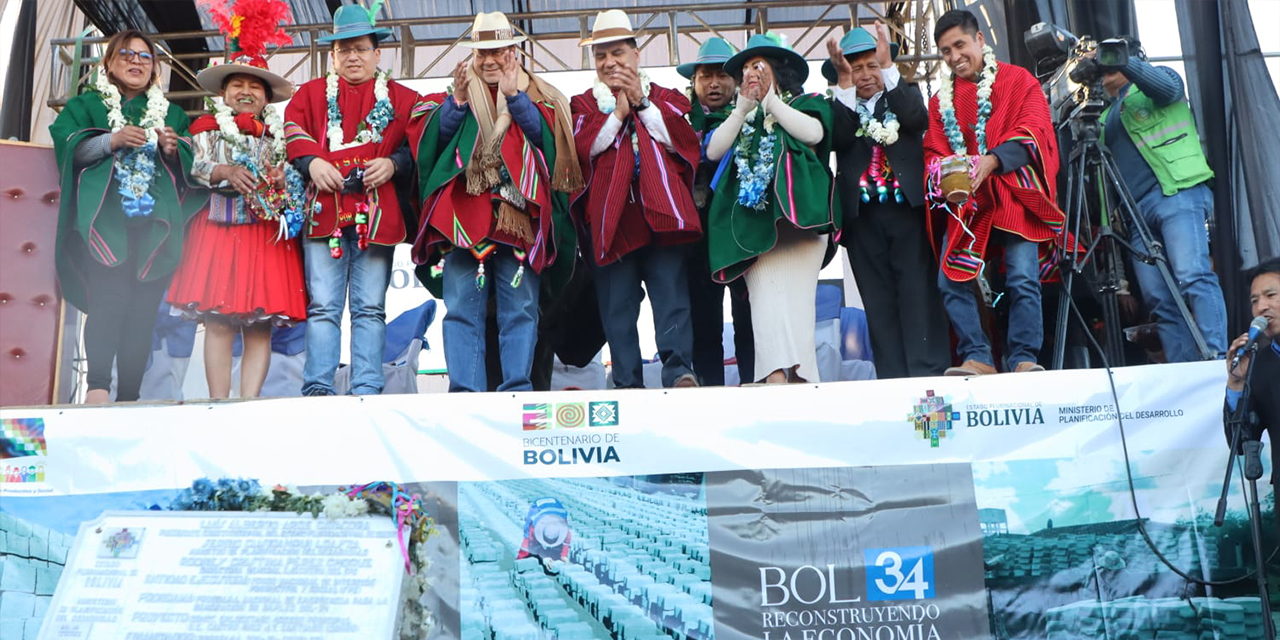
[462,12,527,49]
[580,10,637,48]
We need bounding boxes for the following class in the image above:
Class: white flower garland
[938,44,998,156]
[854,103,900,146]
[94,73,169,216]
[326,70,393,152]
[212,100,286,163]
[591,69,652,114]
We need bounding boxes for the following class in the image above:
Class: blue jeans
[594,244,695,388]
[1129,183,1227,362]
[938,230,1043,369]
[301,228,393,395]
[442,249,540,392]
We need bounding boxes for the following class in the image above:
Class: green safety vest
[1101,84,1214,196]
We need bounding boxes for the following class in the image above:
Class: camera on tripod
[1024,22,1131,128]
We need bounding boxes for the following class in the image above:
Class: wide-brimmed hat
[195,0,295,99]
[197,54,295,100]
[723,32,809,84]
[676,37,737,79]
[579,10,636,48]
[462,12,527,49]
[316,4,393,44]
[821,27,901,84]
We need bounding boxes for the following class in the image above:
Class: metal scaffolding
[46,0,950,111]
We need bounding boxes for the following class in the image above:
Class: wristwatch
[635,97,652,111]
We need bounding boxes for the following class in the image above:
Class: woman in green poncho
[705,33,839,384]
[50,30,205,403]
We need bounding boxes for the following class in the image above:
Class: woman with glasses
[705,33,839,384]
[50,30,205,403]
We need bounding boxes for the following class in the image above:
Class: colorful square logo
[589,401,619,427]
[522,404,550,430]
[1,418,47,459]
[555,403,587,428]
[907,391,960,448]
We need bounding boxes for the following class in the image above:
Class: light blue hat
[316,4,393,44]
[723,32,809,84]
[677,37,737,79]
[821,27,900,84]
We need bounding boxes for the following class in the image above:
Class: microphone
[1229,316,1270,372]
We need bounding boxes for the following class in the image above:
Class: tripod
[1050,92,1213,369]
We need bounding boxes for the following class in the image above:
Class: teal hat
[677,37,737,79]
[723,32,809,84]
[821,27,900,84]
[316,4,393,44]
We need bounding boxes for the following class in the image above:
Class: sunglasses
[117,48,155,64]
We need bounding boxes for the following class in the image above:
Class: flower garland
[95,73,169,217]
[591,69,652,115]
[854,103,900,146]
[326,70,394,152]
[733,118,776,211]
[938,44,998,157]
[206,98,305,240]
[592,70,652,175]
[732,94,788,211]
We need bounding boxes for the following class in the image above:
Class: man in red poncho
[283,4,419,396]
[924,9,1067,376]
[570,10,702,389]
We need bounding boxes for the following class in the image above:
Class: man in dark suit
[1225,258,1280,488]
[827,24,950,378]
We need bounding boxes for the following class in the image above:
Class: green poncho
[50,89,205,311]
[706,93,839,282]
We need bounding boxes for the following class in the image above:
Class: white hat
[580,9,637,48]
[461,12,527,49]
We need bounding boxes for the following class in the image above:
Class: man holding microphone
[1225,258,1280,487]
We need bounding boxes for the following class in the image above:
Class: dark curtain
[1175,0,1278,335]
[0,0,36,141]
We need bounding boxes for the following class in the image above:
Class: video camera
[1024,22,1132,129]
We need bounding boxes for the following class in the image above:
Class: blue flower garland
[116,143,158,217]
[734,115,777,211]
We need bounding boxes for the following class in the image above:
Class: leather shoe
[944,360,997,376]
[1013,362,1046,373]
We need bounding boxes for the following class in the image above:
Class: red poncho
[570,84,702,266]
[283,74,419,246]
[924,62,1070,283]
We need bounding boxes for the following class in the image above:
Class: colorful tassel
[328,227,343,259]
[354,200,370,251]
[511,249,528,288]
[430,257,445,279]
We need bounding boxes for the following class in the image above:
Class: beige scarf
[464,63,585,197]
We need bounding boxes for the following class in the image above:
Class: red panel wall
[0,141,63,406]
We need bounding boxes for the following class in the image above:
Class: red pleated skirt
[168,211,308,324]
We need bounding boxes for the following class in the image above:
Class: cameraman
[1099,39,1227,362]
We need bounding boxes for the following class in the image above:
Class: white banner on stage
[0,362,1229,497]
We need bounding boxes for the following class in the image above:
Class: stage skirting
[2,361,1271,640]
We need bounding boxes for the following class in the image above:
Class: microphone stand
[1215,341,1275,640]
